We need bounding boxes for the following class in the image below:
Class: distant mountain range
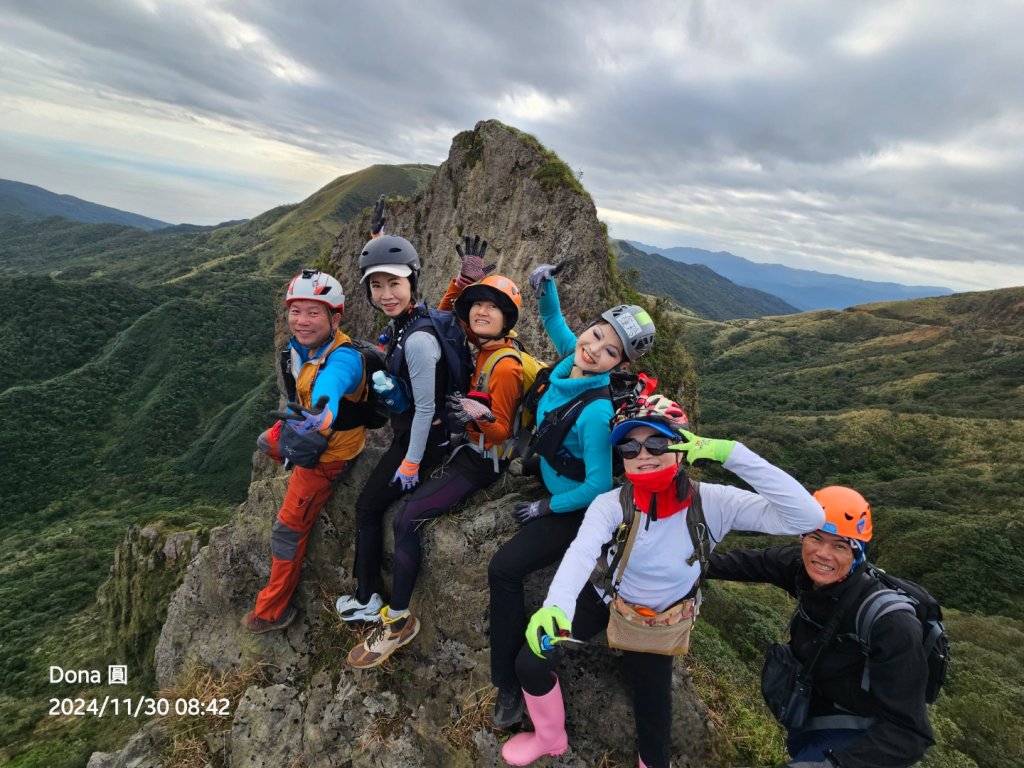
[627,240,954,311]
[614,240,798,319]
[0,178,172,230]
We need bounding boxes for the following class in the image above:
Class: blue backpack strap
[854,589,917,691]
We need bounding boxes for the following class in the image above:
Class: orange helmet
[454,274,522,336]
[813,486,873,542]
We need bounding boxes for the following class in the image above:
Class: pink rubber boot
[501,678,569,765]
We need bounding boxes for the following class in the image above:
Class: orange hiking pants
[254,422,347,621]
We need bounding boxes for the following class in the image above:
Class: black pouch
[761,642,812,729]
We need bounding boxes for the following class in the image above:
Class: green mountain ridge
[615,239,799,319]
[0,178,172,230]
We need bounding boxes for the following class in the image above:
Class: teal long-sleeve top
[535,279,615,513]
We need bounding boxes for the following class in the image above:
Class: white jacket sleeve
[543,490,621,623]
[700,442,825,543]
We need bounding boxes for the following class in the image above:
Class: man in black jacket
[708,486,934,768]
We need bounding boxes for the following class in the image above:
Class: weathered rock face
[329,119,614,358]
[101,121,716,767]
[98,524,203,674]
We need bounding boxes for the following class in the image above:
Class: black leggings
[514,584,675,768]
[487,510,585,690]
[352,424,448,603]
[389,447,502,611]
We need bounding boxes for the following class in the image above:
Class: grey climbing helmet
[358,235,421,280]
[600,304,656,361]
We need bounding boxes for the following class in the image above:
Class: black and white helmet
[601,304,656,361]
[358,235,421,282]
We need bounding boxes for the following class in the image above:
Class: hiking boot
[241,605,296,634]
[492,686,524,729]
[347,607,420,669]
[335,592,384,622]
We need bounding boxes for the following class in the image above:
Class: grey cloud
[1,0,1021,287]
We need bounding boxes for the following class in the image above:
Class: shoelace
[365,614,402,648]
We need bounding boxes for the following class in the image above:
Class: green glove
[526,605,571,658]
[670,429,735,464]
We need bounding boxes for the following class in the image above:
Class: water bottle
[372,371,408,412]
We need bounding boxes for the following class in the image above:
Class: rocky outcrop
[98,524,203,672]
[100,121,716,766]
[329,119,614,357]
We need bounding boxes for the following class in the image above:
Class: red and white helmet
[610,394,689,443]
[286,269,345,311]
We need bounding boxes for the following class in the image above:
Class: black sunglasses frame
[614,435,675,459]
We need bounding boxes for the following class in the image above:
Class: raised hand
[370,195,386,238]
[527,261,566,297]
[455,234,496,283]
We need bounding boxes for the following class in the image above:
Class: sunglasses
[614,435,675,459]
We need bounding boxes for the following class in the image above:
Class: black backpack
[518,364,647,481]
[331,339,390,430]
[385,302,473,432]
[854,565,949,704]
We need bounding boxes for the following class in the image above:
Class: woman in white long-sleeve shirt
[502,395,825,768]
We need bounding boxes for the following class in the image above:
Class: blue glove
[372,371,410,413]
[391,459,420,491]
[512,498,551,526]
[273,395,333,434]
[527,262,566,297]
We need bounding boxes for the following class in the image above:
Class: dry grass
[441,684,500,757]
[359,708,413,748]
[595,748,630,768]
[156,661,269,768]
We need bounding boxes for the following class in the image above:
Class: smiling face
[620,425,682,475]
[801,530,856,587]
[287,299,340,349]
[367,273,413,316]
[573,321,625,375]
[469,299,505,338]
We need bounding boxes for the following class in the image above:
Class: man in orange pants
[243,268,369,633]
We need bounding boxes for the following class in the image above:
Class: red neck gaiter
[625,466,692,520]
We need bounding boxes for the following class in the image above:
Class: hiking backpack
[853,565,949,704]
[473,339,549,440]
[517,365,649,480]
[385,302,473,432]
[278,338,389,431]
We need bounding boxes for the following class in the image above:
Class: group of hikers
[241,198,938,768]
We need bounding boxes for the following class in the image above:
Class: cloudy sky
[2,0,1022,291]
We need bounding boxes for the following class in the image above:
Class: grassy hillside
[674,287,1024,766]
[0,164,435,766]
[616,239,798,320]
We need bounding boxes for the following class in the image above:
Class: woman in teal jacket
[487,262,656,729]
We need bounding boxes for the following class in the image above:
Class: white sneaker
[335,592,383,622]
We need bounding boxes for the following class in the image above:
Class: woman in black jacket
[707,486,935,768]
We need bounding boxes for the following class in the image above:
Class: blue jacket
[535,280,614,513]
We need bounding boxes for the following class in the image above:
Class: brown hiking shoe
[347,607,420,668]
[241,606,296,634]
